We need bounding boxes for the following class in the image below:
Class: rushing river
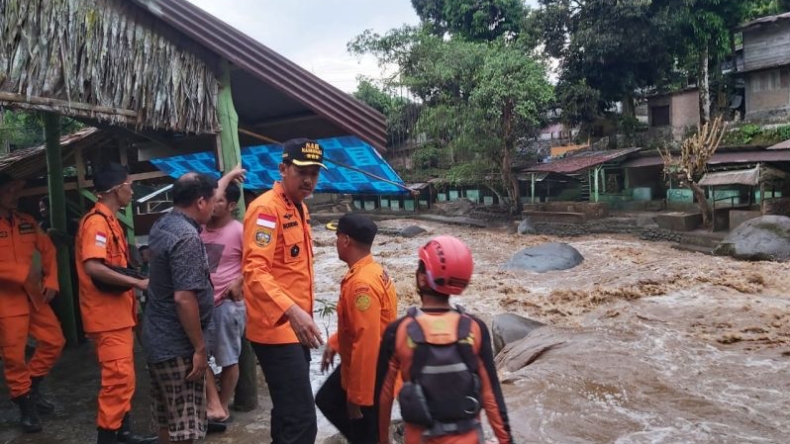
[309,219,790,443]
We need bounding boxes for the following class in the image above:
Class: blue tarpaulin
[150,136,407,194]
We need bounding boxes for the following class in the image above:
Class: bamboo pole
[217,59,257,411]
[44,113,78,346]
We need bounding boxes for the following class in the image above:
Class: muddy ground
[1,219,788,443]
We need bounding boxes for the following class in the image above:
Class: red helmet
[418,235,473,295]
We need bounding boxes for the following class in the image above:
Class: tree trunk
[621,91,635,118]
[689,181,712,228]
[698,41,711,125]
[501,147,522,214]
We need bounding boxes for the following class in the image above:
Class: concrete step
[672,243,715,255]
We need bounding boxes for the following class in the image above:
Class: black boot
[117,413,158,444]
[12,393,42,433]
[98,427,120,444]
[31,376,55,414]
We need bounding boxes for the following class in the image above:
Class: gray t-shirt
[142,210,214,363]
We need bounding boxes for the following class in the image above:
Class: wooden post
[760,181,766,214]
[118,139,136,247]
[530,173,536,204]
[601,168,607,194]
[593,166,600,202]
[217,59,257,411]
[44,113,78,346]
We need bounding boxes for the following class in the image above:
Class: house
[646,88,700,142]
[739,12,790,121]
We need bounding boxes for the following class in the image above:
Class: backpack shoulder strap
[405,308,429,382]
[456,313,479,373]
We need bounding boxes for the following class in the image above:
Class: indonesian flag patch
[95,232,107,247]
[257,214,276,229]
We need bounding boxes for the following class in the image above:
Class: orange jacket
[0,211,58,317]
[243,182,315,344]
[377,309,513,444]
[75,202,137,333]
[327,255,397,406]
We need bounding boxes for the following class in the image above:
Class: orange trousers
[88,328,136,430]
[0,302,65,398]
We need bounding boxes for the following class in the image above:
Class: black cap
[281,138,327,169]
[94,163,129,193]
[337,213,378,246]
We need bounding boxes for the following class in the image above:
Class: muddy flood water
[1,219,788,443]
[313,220,790,443]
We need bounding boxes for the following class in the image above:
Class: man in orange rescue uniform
[242,138,326,444]
[0,172,65,434]
[75,163,156,444]
[316,213,398,444]
[377,236,513,444]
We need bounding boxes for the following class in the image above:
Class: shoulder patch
[255,228,272,247]
[354,294,372,312]
[256,213,277,229]
[353,285,370,294]
[95,232,108,247]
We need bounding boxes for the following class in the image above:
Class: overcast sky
[185,0,540,93]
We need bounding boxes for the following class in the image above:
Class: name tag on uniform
[18,222,36,235]
[95,232,107,247]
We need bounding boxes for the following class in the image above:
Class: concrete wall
[647,90,699,142]
[745,66,790,121]
[670,90,700,139]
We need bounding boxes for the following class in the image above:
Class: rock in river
[714,215,790,262]
[503,242,584,273]
[492,313,545,354]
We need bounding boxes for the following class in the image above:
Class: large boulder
[503,242,584,273]
[517,217,536,235]
[432,198,474,217]
[492,313,545,354]
[714,215,790,262]
[399,225,427,238]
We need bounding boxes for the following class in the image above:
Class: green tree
[0,109,83,154]
[537,0,675,118]
[471,45,553,212]
[352,78,421,147]
[655,0,750,124]
[411,0,528,41]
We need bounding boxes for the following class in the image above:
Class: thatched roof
[0,0,387,150]
[0,127,108,177]
[0,0,219,134]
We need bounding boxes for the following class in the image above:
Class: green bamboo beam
[44,113,78,346]
[593,166,601,203]
[530,173,536,204]
[217,59,257,411]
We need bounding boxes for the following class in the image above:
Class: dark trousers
[315,366,378,444]
[251,342,317,444]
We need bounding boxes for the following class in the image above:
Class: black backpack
[398,306,482,437]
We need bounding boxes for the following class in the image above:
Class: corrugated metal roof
[622,150,790,168]
[699,167,760,186]
[768,139,790,150]
[739,12,790,31]
[698,165,788,186]
[130,0,386,151]
[0,127,106,178]
[520,147,642,174]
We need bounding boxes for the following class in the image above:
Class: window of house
[752,69,781,92]
[650,105,670,127]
